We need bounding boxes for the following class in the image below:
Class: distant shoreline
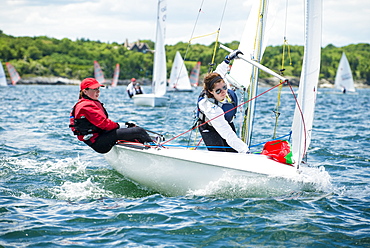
[10,76,369,89]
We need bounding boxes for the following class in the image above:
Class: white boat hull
[132,94,168,107]
[105,144,302,196]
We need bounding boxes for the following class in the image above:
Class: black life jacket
[197,89,238,124]
[69,102,105,136]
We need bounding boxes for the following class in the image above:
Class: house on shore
[124,39,151,53]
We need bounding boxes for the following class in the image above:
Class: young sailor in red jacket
[70,78,152,153]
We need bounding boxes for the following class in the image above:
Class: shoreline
[9,76,369,89]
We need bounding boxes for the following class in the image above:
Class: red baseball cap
[80,78,105,90]
[131,78,136,82]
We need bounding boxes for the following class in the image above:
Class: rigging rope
[272,0,293,139]
[163,0,228,134]
[161,80,286,146]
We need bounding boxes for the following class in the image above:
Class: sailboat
[93,60,105,85]
[6,62,21,86]
[168,51,193,92]
[0,61,7,86]
[189,61,201,87]
[111,63,120,87]
[132,0,168,107]
[105,0,324,196]
[334,52,355,93]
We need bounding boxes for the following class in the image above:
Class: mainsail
[334,52,355,92]
[94,61,105,84]
[6,62,21,85]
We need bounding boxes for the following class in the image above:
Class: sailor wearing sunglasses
[196,49,249,153]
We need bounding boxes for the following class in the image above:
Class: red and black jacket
[70,98,119,143]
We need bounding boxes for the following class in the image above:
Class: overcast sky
[1,0,369,47]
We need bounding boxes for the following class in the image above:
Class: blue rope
[163,131,293,150]
[249,132,292,148]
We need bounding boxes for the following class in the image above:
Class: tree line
[0,30,369,85]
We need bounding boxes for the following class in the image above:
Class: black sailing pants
[85,126,152,154]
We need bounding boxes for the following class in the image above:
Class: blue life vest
[197,89,238,124]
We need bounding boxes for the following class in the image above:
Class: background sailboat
[133,0,168,107]
[104,0,325,196]
[168,51,193,92]
[6,62,21,86]
[189,61,201,87]
[334,52,355,93]
[93,60,105,85]
[111,63,120,87]
[0,61,7,86]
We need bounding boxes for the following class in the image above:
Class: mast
[242,0,268,147]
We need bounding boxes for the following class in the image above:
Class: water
[1,85,369,247]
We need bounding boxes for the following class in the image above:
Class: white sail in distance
[168,51,192,91]
[111,64,120,87]
[94,61,105,84]
[152,0,167,97]
[6,62,21,86]
[0,61,7,86]
[334,52,355,92]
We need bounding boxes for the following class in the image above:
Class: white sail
[111,63,120,87]
[226,0,280,147]
[168,51,192,91]
[94,60,105,84]
[227,0,280,89]
[227,1,259,89]
[334,52,355,92]
[291,0,322,166]
[189,61,201,87]
[6,62,21,86]
[152,0,167,97]
[0,61,7,86]
[133,0,168,107]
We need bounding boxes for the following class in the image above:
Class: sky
[0,0,369,48]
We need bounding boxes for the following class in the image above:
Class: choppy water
[1,85,369,247]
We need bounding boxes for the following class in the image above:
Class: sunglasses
[214,85,227,94]
[87,88,100,91]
